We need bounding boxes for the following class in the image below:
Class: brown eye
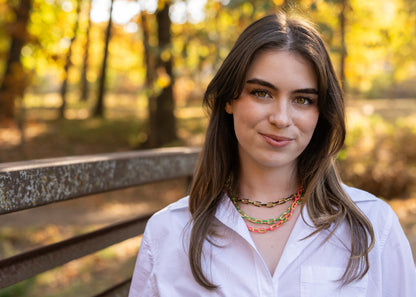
[250,89,271,99]
[295,97,311,105]
[258,90,268,97]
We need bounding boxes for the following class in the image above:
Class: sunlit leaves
[2,0,416,102]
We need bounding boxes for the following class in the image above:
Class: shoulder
[147,196,191,224]
[343,184,381,203]
[154,195,190,215]
[342,184,398,243]
[343,184,393,217]
[144,196,191,239]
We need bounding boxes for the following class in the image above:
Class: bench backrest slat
[0,147,200,214]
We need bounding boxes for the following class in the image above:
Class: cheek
[232,101,262,128]
[232,108,262,144]
[296,111,320,136]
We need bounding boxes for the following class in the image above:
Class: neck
[236,163,300,203]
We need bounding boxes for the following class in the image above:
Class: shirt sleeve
[128,227,158,297]
[381,213,416,297]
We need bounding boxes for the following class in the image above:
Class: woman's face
[225,50,319,174]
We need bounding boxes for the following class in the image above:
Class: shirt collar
[214,192,257,247]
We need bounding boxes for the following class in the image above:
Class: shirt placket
[215,194,279,295]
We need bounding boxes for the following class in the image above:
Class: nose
[268,99,292,128]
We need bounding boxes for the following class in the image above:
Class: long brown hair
[189,12,374,289]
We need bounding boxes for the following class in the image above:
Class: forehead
[246,50,318,89]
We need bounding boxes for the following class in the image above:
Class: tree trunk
[147,2,177,147]
[93,0,114,117]
[339,0,347,91]
[80,0,92,102]
[59,0,82,118]
[0,0,32,122]
[141,12,157,145]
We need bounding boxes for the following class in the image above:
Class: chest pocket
[301,266,368,297]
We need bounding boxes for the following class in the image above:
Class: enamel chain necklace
[225,185,304,234]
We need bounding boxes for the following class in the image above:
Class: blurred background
[0,0,415,296]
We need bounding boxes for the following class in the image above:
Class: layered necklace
[225,184,304,234]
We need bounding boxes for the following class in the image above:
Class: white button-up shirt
[129,185,416,296]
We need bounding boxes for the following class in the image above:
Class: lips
[260,133,294,147]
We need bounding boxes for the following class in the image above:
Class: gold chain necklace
[237,193,296,208]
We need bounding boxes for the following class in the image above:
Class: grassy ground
[0,94,415,296]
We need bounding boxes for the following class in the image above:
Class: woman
[129,12,416,296]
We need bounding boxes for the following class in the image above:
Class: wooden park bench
[0,147,200,296]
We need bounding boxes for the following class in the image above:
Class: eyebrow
[246,78,319,95]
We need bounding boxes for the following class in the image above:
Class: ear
[225,101,233,114]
